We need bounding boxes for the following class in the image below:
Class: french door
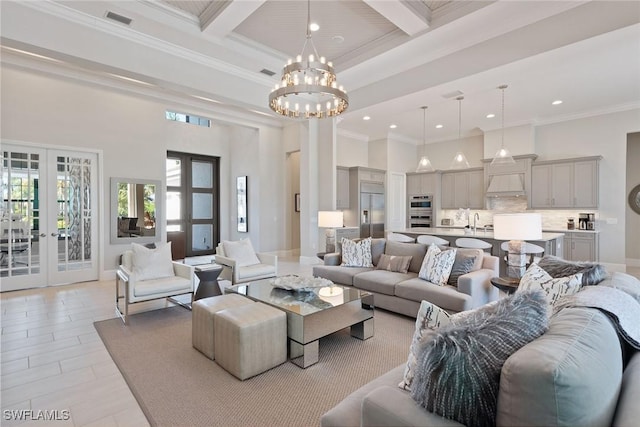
[1,143,99,291]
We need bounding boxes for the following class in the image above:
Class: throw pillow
[222,239,261,267]
[410,290,549,427]
[131,241,175,281]
[537,255,607,286]
[398,300,451,391]
[341,237,373,267]
[376,254,412,274]
[418,244,456,286]
[518,263,583,313]
[447,255,476,286]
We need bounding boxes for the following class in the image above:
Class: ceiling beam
[363,0,430,36]
[201,0,267,38]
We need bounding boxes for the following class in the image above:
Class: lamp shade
[493,213,542,240]
[318,211,343,228]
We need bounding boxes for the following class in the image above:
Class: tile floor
[1,259,638,426]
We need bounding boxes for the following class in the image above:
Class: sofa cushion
[537,254,607,286]
[518,263,582,314]
[236,263,276,281]
[370,238,386,266]
[411,290,548,427]
[418,245,457,286]
[222,239,261,267]
[599,271,640,304]
[447,256,475,287]
[341,237,373,267]
[385,241,428,274]
[497,307,623,427]
[394,278,471,313]
[134,275,191,297]
[354,270,416,296]
[376,254,412,274]
[613,351,640,426]
[312,265,372,286]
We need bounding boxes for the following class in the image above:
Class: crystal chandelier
[416,106,434,172]
[450,96,470,169]
[491,84,516,165]
[268,0,348,119]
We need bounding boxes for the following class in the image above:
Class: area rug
[94,306,415,427]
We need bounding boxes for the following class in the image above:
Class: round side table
[194,264,223,300]
[490,277,520,295]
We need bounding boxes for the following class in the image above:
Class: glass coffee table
[226,277,374,368]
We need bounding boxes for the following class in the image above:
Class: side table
[194,264,223,300]
[490,276,520,295]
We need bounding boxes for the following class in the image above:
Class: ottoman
[192,294,254,360]
[214,302,287,380]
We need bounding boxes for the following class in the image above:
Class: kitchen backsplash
[440,197,598,231]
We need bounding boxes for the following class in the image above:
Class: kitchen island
[400,227,565,275]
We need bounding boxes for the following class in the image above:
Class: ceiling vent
[260,68,276,77]
[105,11,133,26]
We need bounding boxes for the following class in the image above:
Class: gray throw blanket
[554,285,640,350]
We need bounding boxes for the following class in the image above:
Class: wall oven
[408,194,433,228]
[409,195,433,209]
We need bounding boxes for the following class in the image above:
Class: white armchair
[215,239,277,285]
[116,242,194,324]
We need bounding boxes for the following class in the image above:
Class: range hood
[485,174,526,197]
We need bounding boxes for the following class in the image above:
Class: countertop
[401,227,565,241]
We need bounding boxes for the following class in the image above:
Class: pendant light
[416,106,434,172]
[450,96,470,169]
[490,84,516,165]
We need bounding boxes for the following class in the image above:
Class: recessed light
[435,124,443,129]
[552,100,563,105]
[486,113,495,118]
[363,116,371,121]
[309,22,320,32]
[332,35,344,44]
[389,124,397,129]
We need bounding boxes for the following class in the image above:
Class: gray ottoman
[213,302,287,380]
[192,294,254,360]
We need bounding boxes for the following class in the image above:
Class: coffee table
[226,278,374,368]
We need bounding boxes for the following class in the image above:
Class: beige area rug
[94,305,415,427]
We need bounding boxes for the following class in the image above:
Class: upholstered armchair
[116,242,194,324]
[215,239,277,285]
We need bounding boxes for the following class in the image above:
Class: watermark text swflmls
[3,409,71,421]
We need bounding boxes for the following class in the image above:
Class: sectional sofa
[321,271,640,427]
[312,239,499,317]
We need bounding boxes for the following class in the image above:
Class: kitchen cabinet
[563,231,599,262]
[336,167,350,209]
[406,172,438,196]
[441,168,484,209]
[531,157,600,209]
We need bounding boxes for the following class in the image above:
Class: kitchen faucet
[473,212,480,234]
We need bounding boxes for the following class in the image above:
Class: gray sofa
[312,239,499,317]
[321,272,640,427]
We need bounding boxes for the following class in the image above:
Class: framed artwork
[295,193,300,212]
[237,176,247,232]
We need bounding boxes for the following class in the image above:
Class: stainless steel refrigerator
[360,182,385,238]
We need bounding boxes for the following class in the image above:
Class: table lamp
[318,211,344,253]
[493,213,542,278]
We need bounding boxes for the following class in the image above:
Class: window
[166,151,220,256]
[165,110,211,127]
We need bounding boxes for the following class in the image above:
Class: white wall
[626,132,640,264]
[336,133,368,167]
[1,63,287,278]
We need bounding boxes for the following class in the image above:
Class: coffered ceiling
[1,0,639,143]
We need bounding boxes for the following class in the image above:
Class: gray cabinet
[563,232,599,262]
[441,168,484,209]
[336,167,350,209]
[531,157,600,209]
[406,172,438,196]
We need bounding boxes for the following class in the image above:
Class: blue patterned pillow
[410,290,549,427]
